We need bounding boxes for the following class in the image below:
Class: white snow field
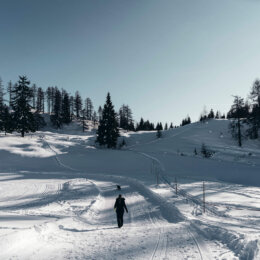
[0,119,260,259]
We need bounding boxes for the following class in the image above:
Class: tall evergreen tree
[229,96,244,147]
[0,77,5,131]
[74,91,82,118]
[119,104,134,131]
[46,87,53,114]
[51,88,62,128]
[98,106,103,121]
[85,97,94,120]
[36,87,44,113]
[61,90,71,124]
[208,109,215,119]
[2,105,12,134]
[11,76,35,137]
[247,80,260,139]
[93,111,98,127]
[69,96,74,119]
[7,81,13,107]
[96,93,119,148]
[31,84,37,109]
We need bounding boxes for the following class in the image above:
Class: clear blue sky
[1,0,260,125]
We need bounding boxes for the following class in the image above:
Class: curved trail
[0,134,233,259]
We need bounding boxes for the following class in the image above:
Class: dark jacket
[114,197,128,213]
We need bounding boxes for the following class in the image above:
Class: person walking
[114,194,128,228]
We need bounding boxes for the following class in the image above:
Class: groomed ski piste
[0,119,260,259]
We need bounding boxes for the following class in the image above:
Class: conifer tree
[11,76,35,137]
[31,84,37,109]
[51,88,62,128]
[61,90,71,124]
[229,96,244,147]
[69,96,74,119]
[247,80,260,139]
[93,111,98,127]
[46,87,53,114]
[85,97,93,120]
[208,109,215,119]
[36,87,44,113]
[74,91,82,118]
[0,77,5,131]
[98,106,103,121]
[2,105,12,134]
[96,93,119,148]
[7,81,13,107]
[119,104,134,131]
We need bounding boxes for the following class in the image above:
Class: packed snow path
[0,173,237,260]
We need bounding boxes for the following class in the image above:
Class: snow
[0,119,259,259]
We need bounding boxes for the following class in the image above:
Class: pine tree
[46,87,53,114]
[170,122,173,129]
[215,111,220,119]
[31,84,37,109]
[51,88,62,128]
[11,76,36,137]
[74,91,82,118]
[61,90,71,124]
[164,123,168,130]
[137,118,144,131]
[7,81,13,107]
[0,77,5,131]
[85,97,93,120]
[119,104,134,131]
[69,96,74,119]
[2,105,12,134]
[93,111,98,127]
[247,80,260,139]
[229,96,244,147]
[208,109,215,119]
[98,106,103,121]
[36,87,44,113]
[96,93,119,148]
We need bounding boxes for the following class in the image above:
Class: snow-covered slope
[0,119,259,259]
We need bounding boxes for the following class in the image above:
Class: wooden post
[203,181,206,213]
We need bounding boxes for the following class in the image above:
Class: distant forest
[0,75,259,148]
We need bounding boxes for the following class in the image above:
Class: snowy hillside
[0,119,259,259]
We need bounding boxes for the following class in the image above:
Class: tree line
[227,80,260,146]
[0,76,179,139]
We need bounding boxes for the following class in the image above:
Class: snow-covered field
[0,119,260,259]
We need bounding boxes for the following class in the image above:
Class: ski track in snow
[1,122,259,259]
[38,136,208,260]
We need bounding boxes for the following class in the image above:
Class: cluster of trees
[180,116,191,126]
[0,76,97,135]
[199,108,225,122]
[135,118,175,131]
[228,80,260,146]
[0,76,45,136]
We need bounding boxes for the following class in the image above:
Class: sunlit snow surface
[0,119,259,259]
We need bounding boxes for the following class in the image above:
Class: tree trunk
[238,118,242,147]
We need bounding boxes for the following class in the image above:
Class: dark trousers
[116,211,124,228]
